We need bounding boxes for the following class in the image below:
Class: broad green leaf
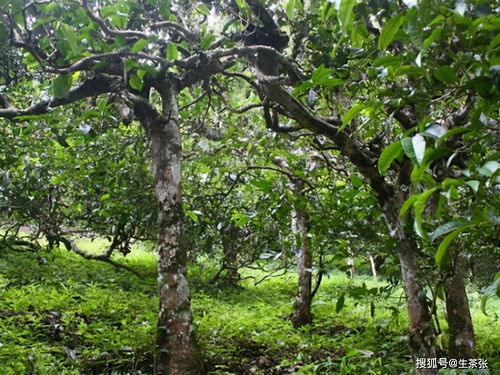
[401,137,418,164]
[311,64,334,85]
[378,13,404,50]
[412,134,426,164]
[196,4,210,15]
[350,174,363,188]
[378,141,403,175]
[336,292,345,313]
[132,39,148,52]
[60,23,80,55]
[413,187,438,239]
[53,73,72,98]
[129,74,143,91]
[434,66,457,84]
[341,103,365,128]
[166,43,179,60]
[422,28,443,49]
[285,0,296,20]
[478,160,499,177]
[338,0,356,32]
[100,193,110,201]
[250,180,273,193]
[201,35,217,50]
[429,221,464,241]
[399,193,419,217]
[186,210,199,223]
[373,55,402,67]
[465,180,480,193]
[435,226,468,271]
[422,124,446,139]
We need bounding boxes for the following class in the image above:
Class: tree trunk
[387,216,438,375]
[347,247,355,279]
[369,253,378,279]
[135,84,202,375]
[443,248,475,359]
[290,179,313,327]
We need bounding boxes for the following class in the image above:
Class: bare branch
[54,236,143,279]
[82,0,148,39]
[150,21,199,44]
[0,75,120,119]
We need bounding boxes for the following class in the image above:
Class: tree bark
[386,210,438,375]
[369,253,378,279]
[290,179,313,327]
[134,84,202,375]
[443,248,475,359]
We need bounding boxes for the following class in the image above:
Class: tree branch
[0,75,120,119]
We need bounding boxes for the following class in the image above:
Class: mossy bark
[135,83,202,375]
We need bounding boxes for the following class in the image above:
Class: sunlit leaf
[378,13,404,50]
[338,0,355,32]
[378,141,403,175]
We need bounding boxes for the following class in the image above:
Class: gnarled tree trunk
[133,84,202,375]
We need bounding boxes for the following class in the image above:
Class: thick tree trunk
[443,249,475,359]
[290,180,313,327]
[135,84,202,375]
[387,213,437,375]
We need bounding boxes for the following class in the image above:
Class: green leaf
[100,193,110,201]
[423,28,443,49]
[341,103,365,128]
[350,174,363,189]
[429,221,464,241]
[478,160,499,177]
[53,73,72,98]
[60,23,80,55]
[200,35,217,50]
[132,39,148,52]
[399,194,419,217]
[378,13,404,50]
[338,0,356,32]
[434,66,457,84]
[465,180,480,193]
[311,64,334,85]
[285,0,296,20]
[435,226,468,271]
[401,137,418,164]
[412,134,426,165]
[336,292,345,313]
[422,124,446,139]
[196,4,210,15]
[186,210,199,223]
[129,74,143,91]
[378,141,403,175]
[166,43,179,60]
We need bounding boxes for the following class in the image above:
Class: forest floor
[0,238,498,375]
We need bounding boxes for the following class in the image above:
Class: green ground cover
[0,242,498,374]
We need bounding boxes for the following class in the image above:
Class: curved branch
[82,0,148,39]
[150,21,199,44]
[0,75,120,119]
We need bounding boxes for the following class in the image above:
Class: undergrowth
[0,242,498,374]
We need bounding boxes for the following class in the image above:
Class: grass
[0,241,498,374]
